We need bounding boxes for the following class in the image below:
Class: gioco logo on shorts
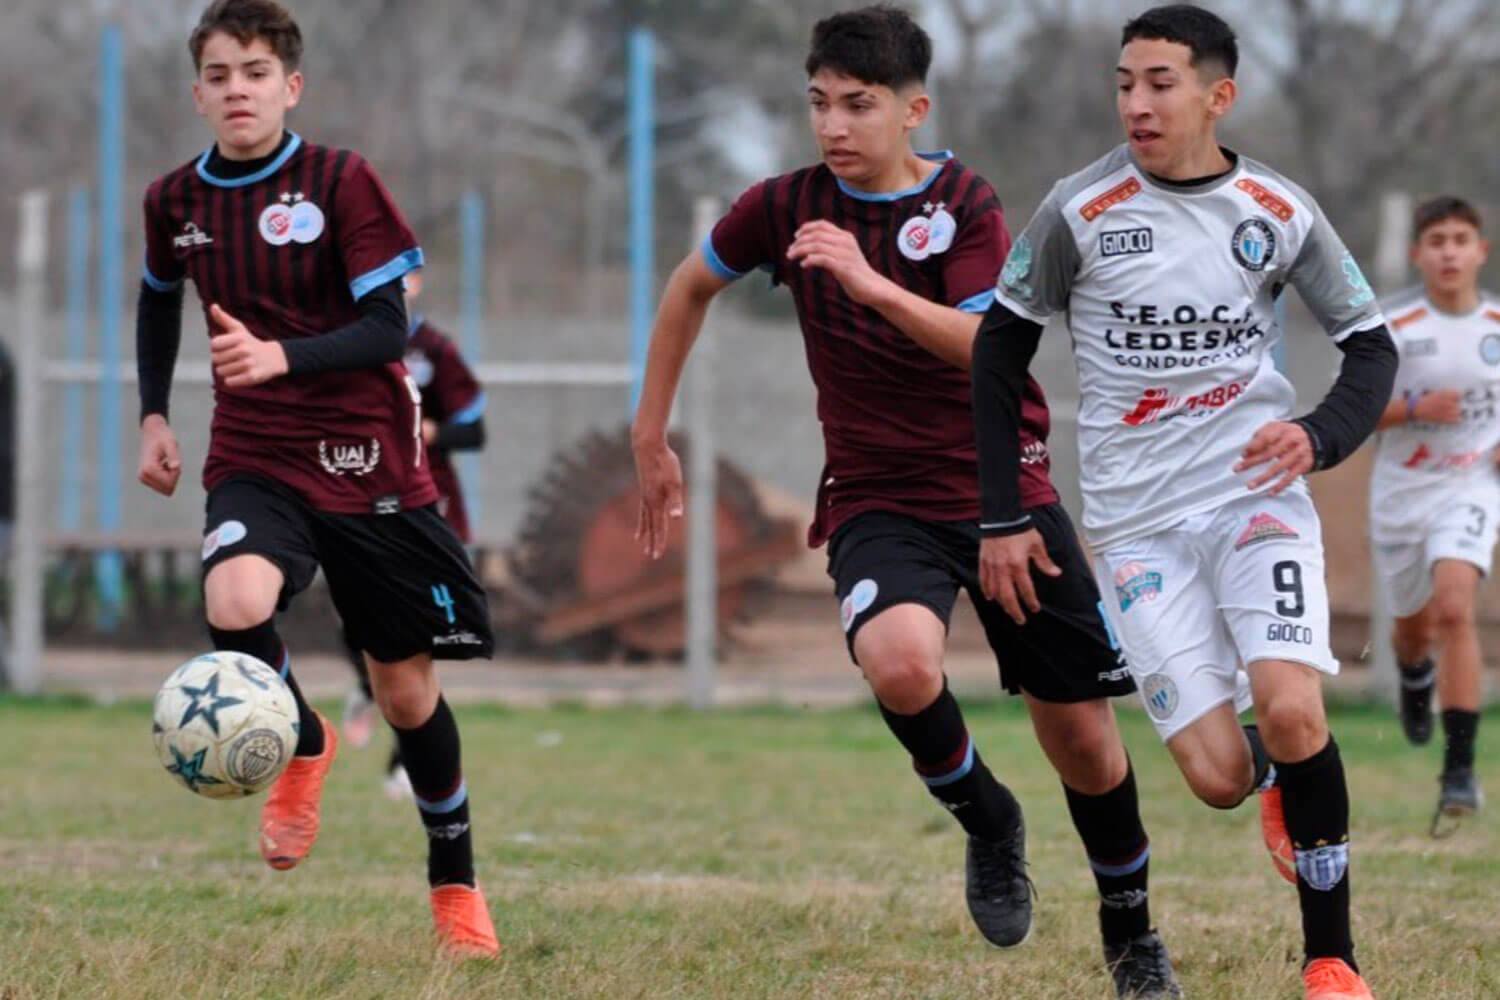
[1114,561,1162,612]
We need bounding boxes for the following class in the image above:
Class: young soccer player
[972,6,1395,998]
[633,8,1180,996]
[135,0,498,957]
[343,270,488,800]
[1371,196,1493,828]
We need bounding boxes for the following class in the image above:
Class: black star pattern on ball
[177,671,243,736]
[166,745,224,792]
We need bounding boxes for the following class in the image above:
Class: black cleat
[1398,664,1435,746]
[1104,929,1184,999]
[965,811,1033,948]
[1431,768,1484,838]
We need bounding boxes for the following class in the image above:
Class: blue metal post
[459,190,485,531]
[62,187,90,535]
[627,28,655,413]
[95,24,125,626]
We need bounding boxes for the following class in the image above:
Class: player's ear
[192,78,208,119]
[1480,237,1492,266]
[1206,75,1236,121]
[284,69,304,110]
[903,89,931,131]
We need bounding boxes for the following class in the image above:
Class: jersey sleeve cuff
[978,513,1034,538]
[350,247,425,300]
[1327,314,1387,344]
[992,288,1052,325]
[701,234,748,282]
[449,391,487,424]
[955,288,997,314]
[142,254,184,292]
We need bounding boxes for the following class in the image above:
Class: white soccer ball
[152,651,299,799]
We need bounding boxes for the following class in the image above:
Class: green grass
[0,697,1495,999]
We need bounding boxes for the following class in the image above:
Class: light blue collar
[196,131,303,188]
[835,150,953,202]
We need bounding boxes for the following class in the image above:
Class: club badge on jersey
[259,192,325,247]
[897,202,957,261]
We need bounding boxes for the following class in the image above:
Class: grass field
[0,696,1495,999]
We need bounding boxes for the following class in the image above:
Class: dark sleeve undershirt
[971,301,1046,536]
[433,417,485,452]
[281,278,407,375]
[1292,324,1398,470]
[137,280,184,423]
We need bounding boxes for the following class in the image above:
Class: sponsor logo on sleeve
[1000,234,1034,298]
[1080,177,1142,221]
[1341,252,1375,308]
[1234,178,1296,223]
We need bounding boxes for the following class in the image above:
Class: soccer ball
[152,652,299,799]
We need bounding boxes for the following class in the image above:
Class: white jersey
[1369,289,1500,542]
[994,145,1386,548]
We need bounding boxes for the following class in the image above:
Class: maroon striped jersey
[404,318,485,542]
[141,132,436,514]
[703,153,1057,546]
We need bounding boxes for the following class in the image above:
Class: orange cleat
[259,714,338,870]
[431,883,501,958]
[1303,958,1374,999]
[1259,785,1297,885]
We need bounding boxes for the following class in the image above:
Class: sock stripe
[919,737,975,787]
[1090,844,1150,878]
[278,648,291,680]
[415,779,468,815]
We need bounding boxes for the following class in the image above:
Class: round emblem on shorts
[1231,219,1277,271]
[258,203,294,246]
[288,200,325,244]
[1141,673,1179,721]
[1480,334,1500,365]
[201,519,247,561]
[840,578,880,633]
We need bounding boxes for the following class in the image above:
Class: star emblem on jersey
[1231,219,1277,271]
[897,202,956,261]
[260,192,325,246]
[177,671,244,736]
[166,746,226,792]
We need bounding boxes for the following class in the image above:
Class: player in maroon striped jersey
[631,8,1179,995]
[134,0,497,957]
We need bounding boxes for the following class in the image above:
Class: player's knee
[203,589,276,632]
[1431,590,1476,636]
[370,660,438,729]
[1256,695,1327,760]
[1184,765,1249,809]
[862,644,943,714]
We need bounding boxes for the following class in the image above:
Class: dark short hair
[806,5,932,90]
[1121,4,1238,79]
[1413,196,1483,241]
[190,0,303,73]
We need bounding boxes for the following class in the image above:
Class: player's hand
[421,418,439,446]
[137,414,182,497]
[787,220,893,306]
[633,438,684,560]
[209,303,289,387]
[1411,389,1463,424]
[1235,420,1314,495]
[978,528,1061,626]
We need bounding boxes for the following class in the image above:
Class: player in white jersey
[969,7,1396,1000]
[1370,196,1492,827]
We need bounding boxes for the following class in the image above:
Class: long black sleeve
[137,279,184,422]
[1292,324,1398,470]
[281,278,407,375]
[433,416,485,452]
[971,302,1046,536]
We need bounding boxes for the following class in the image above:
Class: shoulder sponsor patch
[1080,177,1142,222]
[1100,227,1153,258]
[1234,512,1300,550]
[1234,178,1295,223]
[1000,233,1034,298]
[1391,306,1428,330]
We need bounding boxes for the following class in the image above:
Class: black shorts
[203,475,493,663]
[826,506,1133,703]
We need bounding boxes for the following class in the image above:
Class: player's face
[1116,39,1233,176]
[192,33,303,160]
[807,70,926,185]
[1412,219,1489,299]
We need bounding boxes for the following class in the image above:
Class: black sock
[1276,737,1355,971]
[1398,657,1434,685]
[387,741,404,775]
[209,620,324,757]
[393,695,475,888]
[344,628,373,700]
[1064,763,1151,944]
[1442,709,1480,773]
[878,683,1021,840]
[1243,724,1277,793]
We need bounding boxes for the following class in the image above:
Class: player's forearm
[972,303,1045,534]
[1375,395,1411,430]
[1293,325,1398,469]
[631,263,715,448]
[867,281,981,369]
[433,417,485,452]
[136,279,184,422]
[282,278,406,376]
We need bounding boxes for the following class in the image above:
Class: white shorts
[1372,498,1499,618]
[1093,486,1338,742]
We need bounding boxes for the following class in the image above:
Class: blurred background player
[134,0,498,956]
[633,7,1180,996]
[973,6,1394,998]
[1370,195,1493,829]
[342,269,488,800]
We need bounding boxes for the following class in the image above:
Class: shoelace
[972,837,1037,902]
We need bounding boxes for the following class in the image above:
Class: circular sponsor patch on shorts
[202,519,247,561]
[1141,673,1179,721]
[839,578,880,633]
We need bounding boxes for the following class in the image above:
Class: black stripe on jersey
[287,144,318,323]
[209,163,233,313]
[230,166,252,311]
[823,170,855,341]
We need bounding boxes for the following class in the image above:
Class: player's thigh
[1245,657,1329,760]
[963,503,1133,703]
[1093,529,1244,744]
[201,476,319,629]
[1210,488,1338,679]
[315,504,493,666]
[1162,700,1254,808]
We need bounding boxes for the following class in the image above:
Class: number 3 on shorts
[1272,559,1304,618]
